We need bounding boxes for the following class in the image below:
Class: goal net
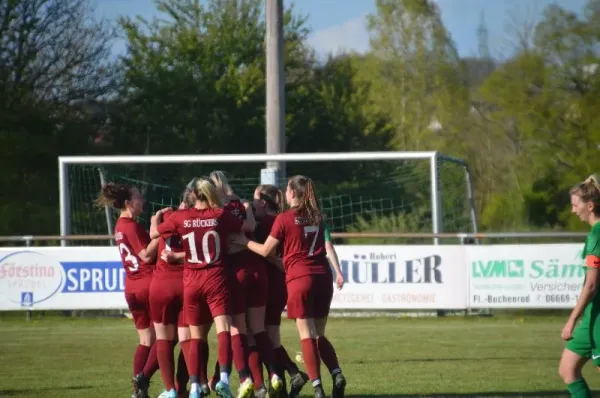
[59,152,477,246]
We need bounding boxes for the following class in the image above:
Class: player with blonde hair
[151,177,255,398]
[559,174,600,398]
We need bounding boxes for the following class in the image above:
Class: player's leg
[197,320,213,396]
[191,300,214,397]
[127,282,157,398]
[175,277,191,397]
[176,324,191,397]
[287,276,325,398]
[206,266,235,398]
[561,320,593,398]
[231,312,254,398]
[314,275,345,398]
[151,277,179,397]
[139,280,160,390]
[266,287,307,398]
[183,269,207,398]
[267,323,307,398]
[246,330,267,398]
[559,349,591,397]
[230,267,254,398]
[247,268,283,393]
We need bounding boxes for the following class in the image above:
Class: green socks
[567,379,592,398]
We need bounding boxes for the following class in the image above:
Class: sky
[95,0,590,59]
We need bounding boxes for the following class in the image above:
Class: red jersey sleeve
[270,213,286,241]
[221,210,244,234]
[586,255,600,269]
[128,222,151,254]
[157,213,178,237]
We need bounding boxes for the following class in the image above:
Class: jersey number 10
[182,230,221,265]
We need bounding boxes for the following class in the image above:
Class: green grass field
[0,315,596,397]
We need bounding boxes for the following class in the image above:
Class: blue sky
[96,0,589,59]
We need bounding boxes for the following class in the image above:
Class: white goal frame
[58,151,478,246]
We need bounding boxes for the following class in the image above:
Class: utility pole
[262,0,286,187]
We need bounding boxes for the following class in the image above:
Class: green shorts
[566,313,600,365]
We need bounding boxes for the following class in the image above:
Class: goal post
[58,151,478,246]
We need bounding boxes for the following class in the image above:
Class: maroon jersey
[224,200,246,220]
[157,207,243,269]
[269,209,329,281]
[257,214,282,254]
[225,199,254,239]
[155,209,184,277]
[114,217,155,280]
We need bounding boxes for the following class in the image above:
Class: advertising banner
[330,245,467,309]
[467,244,584,308]
[1,243,586,311]
[0,248,127,310]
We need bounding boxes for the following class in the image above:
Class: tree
[0,0,118,235]
[0,0,117,104]
[475,0,600,230]
[365,0,467,152]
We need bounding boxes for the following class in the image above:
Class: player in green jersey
[559,175,600,398]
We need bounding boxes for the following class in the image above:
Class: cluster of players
[96,172,346,398]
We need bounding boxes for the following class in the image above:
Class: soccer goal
[57,151,478,246]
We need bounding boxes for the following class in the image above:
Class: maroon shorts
[149,272,186,327]
[286,273,333,320]
[228,251,268,315]
[183,266,229,326]
[125,276,153,330]
[265,267,287,325]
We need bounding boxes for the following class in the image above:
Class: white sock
[190,382,199,393]
[220,371,229,384]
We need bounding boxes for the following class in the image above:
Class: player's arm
[140,239,159,264]
[241,201,256,232]
[232,211,281,256]
[163,250,185,264]
[247,235,279,258]
[232,232,280,258]
[324,225,343,275]
[150,208,175,240]
[325,241,342,275]
[567,254,600,324]
[128,224,158,264]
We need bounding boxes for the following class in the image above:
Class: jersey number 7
[304,225,319,256]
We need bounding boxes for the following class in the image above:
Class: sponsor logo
[335,251,443,284]
[0,251,65,305]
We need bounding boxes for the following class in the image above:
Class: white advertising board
[0,244,588,311]
[329,245,467,310]
[0,247,127,310]
[467,244,584,308]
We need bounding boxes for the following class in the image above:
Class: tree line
[1,0,599,237]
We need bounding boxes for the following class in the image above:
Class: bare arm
[326,241,342,275]
[568,267,599,324]
[246,236,279,258]
[149,214,161,239]
[163,250,185,264]
[138,238,159,264]
[241,201,256,232]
